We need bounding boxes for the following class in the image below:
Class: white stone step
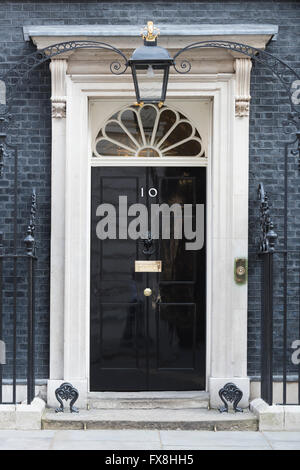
[88,391,210,410]
[42,407,258,431]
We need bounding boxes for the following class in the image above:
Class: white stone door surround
[23,25,277,408]
[46,71,251,409]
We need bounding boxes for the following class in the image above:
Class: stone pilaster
[49,59,68,383]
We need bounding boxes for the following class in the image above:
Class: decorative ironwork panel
[258,183,278,254]
[218,382,243,413]
[55,382,79,413]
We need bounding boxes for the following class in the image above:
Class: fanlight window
[93,104,205,158]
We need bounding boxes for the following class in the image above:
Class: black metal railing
[258,182,300,405]
[0,190,36,405]
[258,183,278,404]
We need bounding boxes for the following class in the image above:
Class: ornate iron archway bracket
[1,39,300,159]
[0,40,129,135]
[172,39,300,155]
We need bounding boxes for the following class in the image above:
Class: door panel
[90,166,206,391]
[90,167,147,391]
[147,167,206,390]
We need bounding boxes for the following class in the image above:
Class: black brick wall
[0,0,299,380]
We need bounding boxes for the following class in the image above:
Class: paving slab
[0,440,52,450]
[0,430,55,439]
[0,430,54,450]
[160,431,271,450]
[54,429,161,443]
[51,440,162,450]
[263,432,300,450]
[0,430,298,450]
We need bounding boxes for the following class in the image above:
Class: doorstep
[42,408,258,431]
[87,391,210,410]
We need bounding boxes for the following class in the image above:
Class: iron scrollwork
[219,382,243,413]
[173,59,192,74]
[175,40,300,169]
[0,38,300,159]
[258,183,278,254]
[1,38,299,123]
[0,40,129,136]
[55,382,79,413]
[173,40,300,109]
[2,40,128,92]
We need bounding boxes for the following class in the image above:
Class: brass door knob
[236,266,246,276]
[144,288,152,297]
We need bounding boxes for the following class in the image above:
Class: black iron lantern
[128,22,174,106]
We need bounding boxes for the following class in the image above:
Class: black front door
[90,166,206,391]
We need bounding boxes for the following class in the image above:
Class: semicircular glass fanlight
[94,104,206,158]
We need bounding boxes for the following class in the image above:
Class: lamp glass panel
[135,69,164,102]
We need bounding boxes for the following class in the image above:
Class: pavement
[0,430,299,450]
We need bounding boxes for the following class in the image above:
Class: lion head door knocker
[55,382,79,413]
[218,382,243,413]
[141,231,156,257]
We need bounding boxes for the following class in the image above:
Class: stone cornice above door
[23,24,278,48]
[24,23,278,76]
